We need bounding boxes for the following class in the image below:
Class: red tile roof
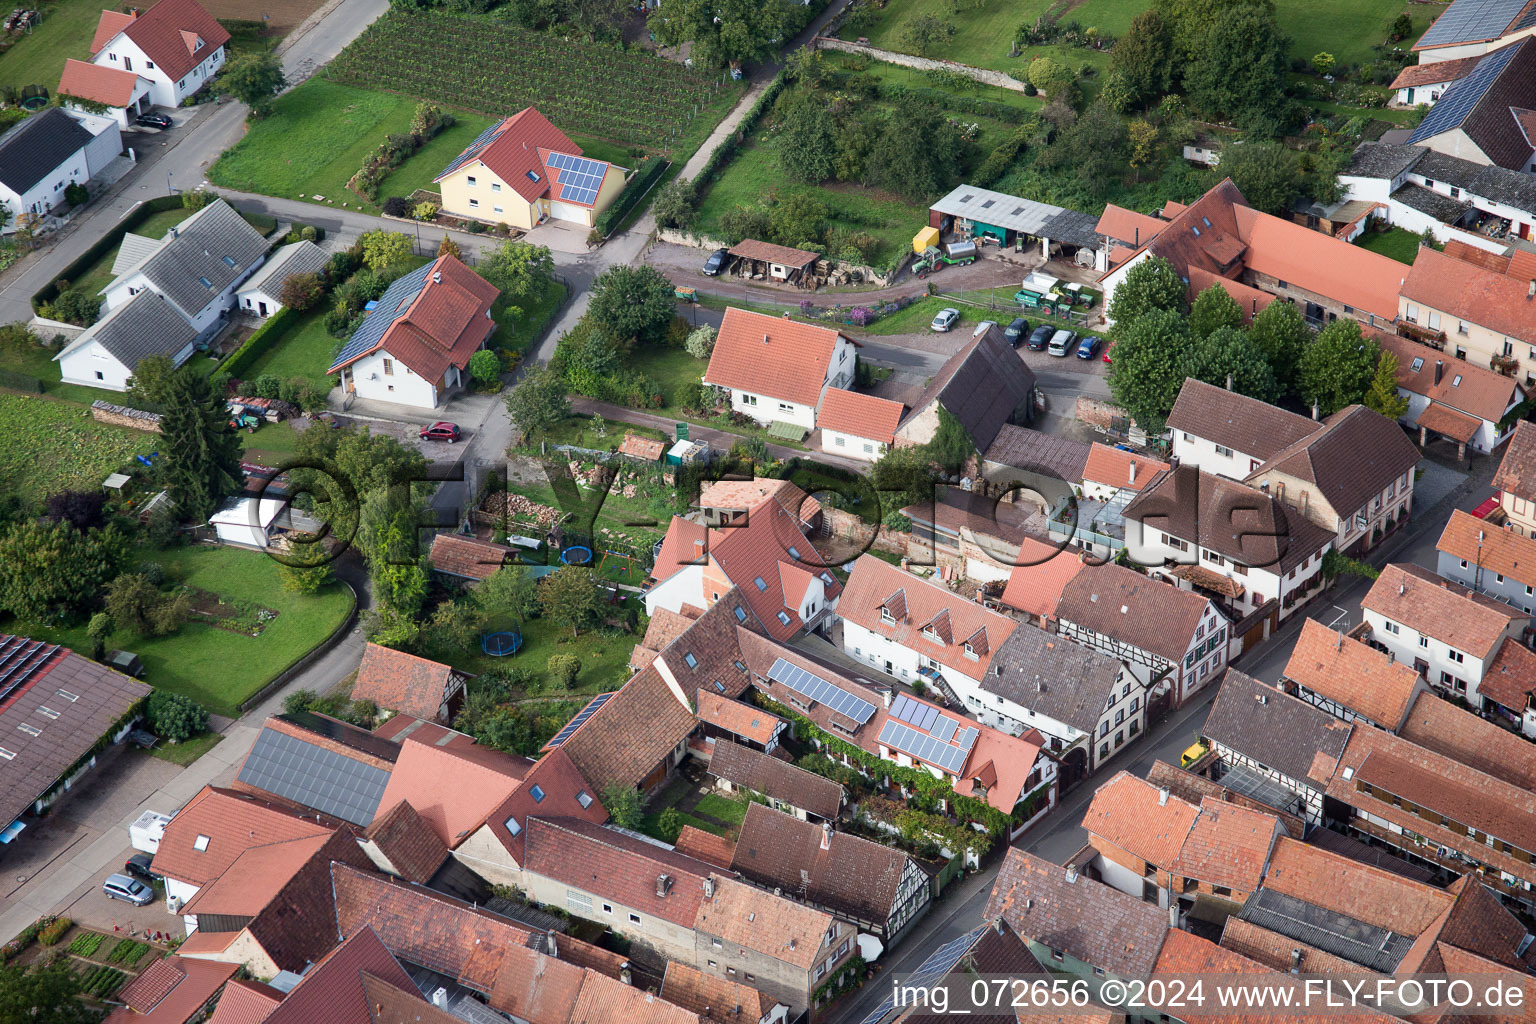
[815,388,905,444]
[180,831,332,916]
[1187,265,1276,321]
[1442,238,1515,272]
[1094,203,1168,247]
[568,972,701,1024]
[362,799,450,883]
[58,58,142,107]
[618,433,665,460]
[695,499,842,643]
[1262,835,1452,936]
[552,664,695,792]
[1173,797,1281,893]
[998,538,1085,620]
[100,0,231,81]
[1380,333,1522,425]
[262,926,419,1024]
[710,741,843,819]
[1391,53,1483,89]
[1493,420,1536,501]
[695,875,839,971]
[1417,400,1486,442]
[523,816,715,928]
[1364,562,1524,660]
[727,239,819,267]
[660,961,777,1023]
[434,107,581,202]
[358,974,464,1024]
[1396,687,1536,790]
[1284,618,1422,728]
[673,825,737,869]
[484,747,605,865]
[961,722,1046,814]
[206,980,282,1024]
[481,942,585,1023]
[839,553,1017,679]
[108,957,237,1024]
[695,690,782,746]
[704,307,850,408]
[376,735,524,847]
[1082,443,1168,492]
[328,255,498,380]
[150,786,332,887]
[1083,771,1199,867]
[1474,636,1536,716]
[427,533,513,581]
[1403,246,1536,346]
[695,477,821,523]
[1437,507,1536,588]
[352,643,462,722]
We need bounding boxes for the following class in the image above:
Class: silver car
[930,307,961,332]
[103,872,155,906]
[1047,329,1077,357]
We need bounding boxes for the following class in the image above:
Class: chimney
[1169,903,1180,928]
[656,873,673,897]
[1158,787,1169,806]
[883,688,892,708]
[1399,582,1406,596]
[169,226,178,239]
[1435,360,1443,385]
[620,962,633,986]
[1257,694,1268,705]
[1025,898,1033,910]
[1036,678,1046,693]
[545,930,557,956]
[1129,461,1136,485]
[1291,948,1303,971]
[1226,373,1234,391]
[1065,865,1078,884]
[703,876,715,898]
[820,821,832,851]
[1311,403,1320,420]
[432,271,442,285]
[1528,280,1535,300]
[762,333,770,345]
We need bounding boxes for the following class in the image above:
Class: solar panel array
[889,694,939,731]
[1410,42,1522,143]
[546,152,607,205]
[438,122,503,178]
[878,719,978,775]
[858,925,988,1024]
[1242,887,1414,973]
[545,690,615,748]
[237,726,391,826]
[0,637,58,708]
[767,658,876,724]
[1417,0,1529,48]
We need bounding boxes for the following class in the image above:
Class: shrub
[382,196,410,218]
[64,182,89,208]
[148,691,209,741]
[468,348,501,386]
[413,201,439,221]
[657,807,683,840]
[548,653,581,690]
[37,917,71,945]
[181,189,215,211]
[252,373,282,399]
[279,272,324,312]
[684,325,716,359]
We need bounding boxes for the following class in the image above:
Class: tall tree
[776,96,838,183]
[901,14,955,57]
[505,365,571,438]
[478,241,555,300]
[126,353,177,407]
[1180,324,1278,402]
[160,369,242,524]
[1363,351,1409,419]
[358,484,430,616]
[1299,320,1380,415]
[1188,283,1245,339]
[1109,10,1174,107]
[0,958,97,1024]
[586,265,675,346]
[1247,299,1309,396]
[220,52,286,117]
[1042,99,1126,196]
[1220,140,1303,215]
[876,99,965,202]
[0,520,124,620]
[477,564,541,621]
[539,565,605,637]
[1107,255,1186,325]
[1180,3,1293,135]
[1107,307,1192,431]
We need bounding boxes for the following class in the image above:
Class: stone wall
[825,506,908,556]
[91,400,162,433]
[813,36,1028,92]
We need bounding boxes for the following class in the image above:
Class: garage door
[550,201,590,225]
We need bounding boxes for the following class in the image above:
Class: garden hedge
[693,71,787,193]
[594,156,668,237]
[31,196,182,314]
[220,306,298,382]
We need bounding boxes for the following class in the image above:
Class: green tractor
[912,241,979,279]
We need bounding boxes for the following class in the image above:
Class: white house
[1390,54,1481,107]
[63,108,124,178]
[702,307,857,431]
[55,290,197,390]
[0,108,94,226]
[102,198,269,338]
[235,240,328,319]
[58,58,152,129]
[814,387,904,462]
[88,0,229,111]
[1165,378,1324,481]
[1378,334,1524,455]
[1362,562,1527,706]
[836,554,1018,708]
[207,497,297,549]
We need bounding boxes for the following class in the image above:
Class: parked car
[1047,329,1077,357]
[103,873,155,906]
[1076,335,1102,359]
[971,320,998,340]
[1102,340,1116,364]
[701,248,729,276]
[1003,317,1030,346]
[135,112,173,130]
[930,308,961,332]
[1025,325,1054,351]
[419,422,460,443]
[124,853,160,883]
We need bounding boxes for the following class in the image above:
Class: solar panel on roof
[1418,0,1530,47]
[0,639,57,707]
[544,690,615,748]
[931,715,958,743]
[1410,41,1522,143]
[236,727,390,826]
[858,926,988,1024]
[438,122,503,179]
[766,657,876,724]
[878,719,973,774]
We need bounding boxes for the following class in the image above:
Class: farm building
[928,185,1109,269]
[433,107,627,230]
[726,240,820,286]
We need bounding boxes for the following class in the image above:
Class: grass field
[440,608,637,695]
[0,0,114,93]
[19,544,354,714]
[1356,226,1421,264]
[147,731,224,766]
[0,394,153,499]
[211,79,496,213]
[237,307,341,390]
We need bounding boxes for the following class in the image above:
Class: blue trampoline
[560,545,593,566]
[481,630,523,657]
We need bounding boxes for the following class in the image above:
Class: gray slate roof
[984,423,1092,481]
[1413,148,1536,210]
[984,621,1124,732]
[904,327,1037,452]
[1346,140,1426,181]
[113,199,268,317]
[239,240,329,298]
[59,290,197,370]
[1202,669,1352,792]
[1393,182,1474,222]
[0,108,93,195]
[111,233,163,277]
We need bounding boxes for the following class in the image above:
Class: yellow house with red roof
[433,107,627,230]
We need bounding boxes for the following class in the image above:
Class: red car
[1102,341,1116,364]
[419,422,460,443]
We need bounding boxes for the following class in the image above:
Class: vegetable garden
[326,11,731,150]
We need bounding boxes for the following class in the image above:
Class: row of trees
[1105,255,1406,431]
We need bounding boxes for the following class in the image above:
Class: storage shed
[726,239,820,286]
[929,184,1110,268]
[208,497,293,549]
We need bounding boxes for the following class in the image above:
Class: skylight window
[37,707,58,719]
[777,611,792,625]
[505,816,522,836]
[1191,226,1201,237]
[1411,357,1423,372]
[576,790,593,809]
[530,785,546,803]
[194,834,210,852]
[684,653,698,668]
[16,723,40,737]
[198,276,213,289]
[222,255,236,267]
[733,607,747,622]
[1452,375,1462,386]
[754,576,767,591]
[714,680,725,692]
[788,546,801,559]
[526,170,541,183]
[733,660,747,672]
[1201,217,1212,228]
[0,748,13,761]
[56,689,78,702]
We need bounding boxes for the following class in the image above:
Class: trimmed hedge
[32,196,182,313]
[594,156,668,237]
[693,70,787,193]
[221,306,299,381]
[0,367,43,393]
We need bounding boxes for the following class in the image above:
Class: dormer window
[193,835,210,852]
[880,607,895,624]
[964,643,978,660]
[922,626,943,644]
[820,572,834,585]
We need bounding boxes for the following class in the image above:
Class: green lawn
[491,277,567,359]
[148,730,224,766]
[1282,0,1421,70]
[1356,226,1422,264]
[211,79,495,213]
[439,607,637,695]
[18,545,355,714]
[0,394,154,501]
[241,420,308,463]
[0,0,108,92]
[238,306,340,390]
[693,792,749,827]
